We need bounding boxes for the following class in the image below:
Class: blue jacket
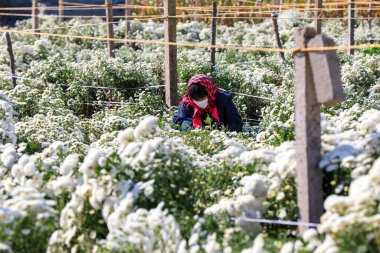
[172,92,243,132]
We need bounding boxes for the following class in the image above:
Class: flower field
[0,12,380,253]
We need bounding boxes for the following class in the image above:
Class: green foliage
[0,215,56,253]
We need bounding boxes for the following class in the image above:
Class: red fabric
[180,74,221,128]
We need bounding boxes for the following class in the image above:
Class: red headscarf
[180,74,221,128]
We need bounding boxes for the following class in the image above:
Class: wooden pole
[271,12,285,61]
[105,0,115,58]
[249,0,254,24]
[32,0,39,38]
[211,0,217,72]
[164,0,178,106]
[125,0,131,44]
[294,27,323,234]
[5,32,17,88]
[194,0,200,22]
[368,0,372,33]
[315,0,322,34]
[305,0,311,18]
[59,0,64,22]
[348,0,355,55]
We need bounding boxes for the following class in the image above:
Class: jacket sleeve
[224,98,243,132]
[172,103,194,129]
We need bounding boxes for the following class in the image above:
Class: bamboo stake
[348,0,355,55]
[271,12,285,61]
[164,0,178,106]
[105,0,115,57]
[315,0,322,34]
[59,0,64,22]
[32,0,39,37]
[211,0,217,72]
[5,32,17,88]
[125,0,131,44]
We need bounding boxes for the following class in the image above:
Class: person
[172,74,243,132]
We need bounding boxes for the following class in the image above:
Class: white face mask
[193,98,208,109]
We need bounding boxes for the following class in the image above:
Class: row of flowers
[1,85,380,251]
[0,12,379,253]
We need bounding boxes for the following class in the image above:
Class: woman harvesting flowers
[172,74,243,132]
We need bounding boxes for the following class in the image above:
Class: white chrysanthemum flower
[102,197,115,221]
[0,242,12,252]
[133,138,163,165]
[204,233,219,253]
[76,184,92,199]
[213,144,246,161]
[24,162,37,176]
[314,236,339,253]
[50,141,65,154]
[0,93,16,145]
[120,142,142,158]
[134,116,158,139]
[3,186,56,217]
[11,154,30,180]
[369,158,380,183]
[240,174,267,198]
[80,149,102,182]
[279,242,295,253]
[177,239,188,253]
[188,233,199,246]
[0,207,23,224]
[136,179,155,197]
[302,229,319,242]
[48,230,64,246]
[323,195,351,213]
[59,154,79,176]
[106,202,182,252]
[117,128,135,147]
[348,175,372,197]
[241,234,268,253]
[358,109,380,134]
[1,144,17,169]
[49,176,75,195]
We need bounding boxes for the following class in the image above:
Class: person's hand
[181,120,192,131]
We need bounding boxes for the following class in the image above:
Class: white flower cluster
[0,92,16,145]
[1,14,380,253]
[118,116,192,169]
[317,158,380,251]
[320,108,380,179]
[2,186,55,218]
[0,186,56,247]
[15,113,87,151]
[48,149,134,251]
[118,116,167,168]
[241,234,269,253]
[2,141,71,192]
[212,138,247,163]
[275,157,380,253]
[0,144,17,176]
[48,116,192,252]
[251,228,323,253]
[205,174,268,234]
[105,202,183,253]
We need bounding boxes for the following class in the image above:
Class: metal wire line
[230,217,320,228]
[2,27,380,54]
[0,73,165,91]
[1,2,379,11]
[1,11,378,21]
